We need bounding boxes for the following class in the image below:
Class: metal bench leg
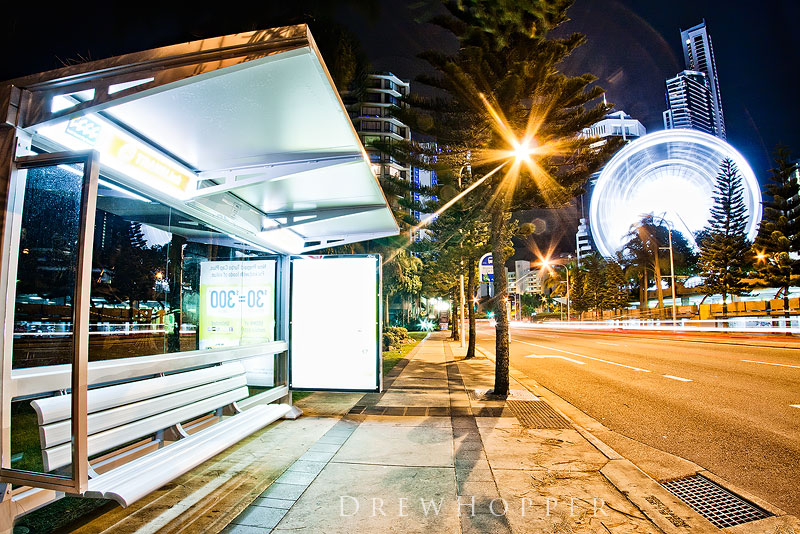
[282,392,303,419]
[161,424,189,442]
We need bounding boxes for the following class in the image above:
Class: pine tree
[412,1,618,394]
[698,158,752,318]
[602,257,629,313]
[568,266,589,320]
[582,253,606,315]
[753,147,800,317]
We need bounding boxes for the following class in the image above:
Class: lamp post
[655,215,678,323]
[667,228,677,323]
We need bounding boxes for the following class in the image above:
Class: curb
[473,342,800,532]
[473,343,799,531]
[471,344,720,533]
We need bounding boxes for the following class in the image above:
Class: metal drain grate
[662,475,771,528]
[507,400,572,429]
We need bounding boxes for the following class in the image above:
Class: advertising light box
[198,260,276,349]
[290,255,381,392]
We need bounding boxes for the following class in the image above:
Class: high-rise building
[578,110,646,260]
[580,110,646,144]
[662,70,717,135]
[663,20,725,139]
[681,20,725,139]
[347,73,437,240]
[348,73,411,182]
[576,218,592,264]
[513,260,541,295]
[348,73,420,236]
[410,163,437,240]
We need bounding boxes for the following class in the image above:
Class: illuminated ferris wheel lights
[588,129,762,258]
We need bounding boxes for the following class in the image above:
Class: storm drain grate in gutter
[507,400,572,429]
[662,475,771,528]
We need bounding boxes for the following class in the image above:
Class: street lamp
[540,257,570,322]
[654,215,678,324]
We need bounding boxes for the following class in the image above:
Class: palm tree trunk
[652,242,664,310]
[641,267,648,311]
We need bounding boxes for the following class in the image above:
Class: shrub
[383,326,411,351]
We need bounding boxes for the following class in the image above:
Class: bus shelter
[0,25,397,528]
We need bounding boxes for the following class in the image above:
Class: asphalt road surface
[474,323,800,516]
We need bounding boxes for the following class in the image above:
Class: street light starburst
[473,93,570,208]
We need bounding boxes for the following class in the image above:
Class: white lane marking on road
[596,341,619,346]
[515,340,651,372]
[525,354,588,365]
[741,359,800,369]
[662,375,692,382]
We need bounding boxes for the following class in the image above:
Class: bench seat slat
[39,375,247,449]
[43,386,250,471]
[81,403,292,507]
[31,363,246,425]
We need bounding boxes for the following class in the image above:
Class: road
[474,323,800,516]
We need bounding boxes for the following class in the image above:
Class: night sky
[1,1,797,179]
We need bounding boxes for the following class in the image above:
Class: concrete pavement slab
[230,505,287,528]
[492,468,660,533]
[285,459,327,474]
[252,497,294,509]
[332,423,454,467]
[479,427,609,472]
[273,463,460,533]
[460,511,514,534]
[474,416,528,429]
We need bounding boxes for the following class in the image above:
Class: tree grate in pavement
[506,400,572,429]
[661,475,771,528]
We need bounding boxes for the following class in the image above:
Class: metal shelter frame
[0,24,397,529]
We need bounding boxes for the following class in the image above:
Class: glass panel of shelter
[8,159,89,486]
[89,180,279,361]
[7,167,283,486]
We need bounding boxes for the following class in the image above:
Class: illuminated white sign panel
[290,256,381,392]
[589,129,762,258]
[35,114,196,198]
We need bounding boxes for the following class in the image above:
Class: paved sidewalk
[73,332,796,533]
[223,333,717,533]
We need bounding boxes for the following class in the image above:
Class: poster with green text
[198,260,275,349]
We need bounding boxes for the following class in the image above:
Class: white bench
[30,362,291,506]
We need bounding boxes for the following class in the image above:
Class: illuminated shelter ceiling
[2,25,398,254]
